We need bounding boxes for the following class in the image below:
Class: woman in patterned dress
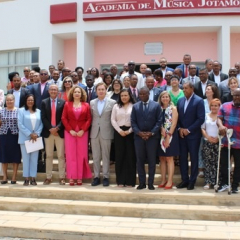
[0,94,21,184]
[158,91,179,189]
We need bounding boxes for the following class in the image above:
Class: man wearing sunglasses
[30,69,50,110]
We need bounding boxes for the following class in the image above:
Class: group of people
[0,55,239,194]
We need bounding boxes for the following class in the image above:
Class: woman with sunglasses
[58,76,73,101]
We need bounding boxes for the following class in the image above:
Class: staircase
[0,160,240,240]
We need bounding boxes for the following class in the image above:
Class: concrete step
[5,170,206,186]
[0,183,239,206]
[0,195,239,221]
[0,211,239,240]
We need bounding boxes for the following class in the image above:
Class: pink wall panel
[94,33,218,68]
[64,39,77,70]
[230,33,240,66]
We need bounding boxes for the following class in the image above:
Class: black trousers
[220,147,240,188]
[114,126,136,186]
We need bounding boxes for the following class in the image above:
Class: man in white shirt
[49,70,62,91]
[120,61,145,89]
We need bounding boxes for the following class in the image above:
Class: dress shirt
[13,88,21,108]
[49,79,62,91]
[142,100,150,111]
[40,82,47,94]
[162,69,166,79]
[184,93,194,113]
[120,71,145,89]
[214,74,221,86]
[201,81,207,96]
[237,74,240,81]
[111,103,133,133]
[97,98,106,115]
[149,89,154,101]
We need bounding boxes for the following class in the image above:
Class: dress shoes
[103,178,109,187]
[148,184,155,190]
[1,180,8,184]
[187,182,195,190]
[43,179,52,185]
[11,181,16,184]
[164,183,173,190]
[137,183,146,190]
[158,181,167,188]
[176,181,189,189]
[91,177,100,186]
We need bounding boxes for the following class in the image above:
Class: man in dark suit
[194,68,218,99]
[110,64,120,80]
[176,81,205,190]
[131,87,162,190]
[86,75,98,103]
[30,69,50,110]
[128,74,140,102]
[176,54,199,78]
[41,84,66,185]
[208,61,228,85]
[145,76,161,102]
[7,75,29,108]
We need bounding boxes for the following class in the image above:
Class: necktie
[185,65,189,78]
[88,88,92,103]
[143,102,148,115]
[132,88,137,101]
[51,99,56,127]
[191,77,194,84]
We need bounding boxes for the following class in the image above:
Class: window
[0,49,39,93]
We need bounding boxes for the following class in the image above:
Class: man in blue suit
[176,81,205,190]
[145,76,161,102]
[30,69,50,110]
[176,54,199,78]
[131,87,162,190]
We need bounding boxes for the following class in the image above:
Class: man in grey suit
[90,82,116,187]
[182,64,200,85]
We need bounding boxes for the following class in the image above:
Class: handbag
[37,150,46,173]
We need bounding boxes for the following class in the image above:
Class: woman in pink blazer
[62,86,92,185]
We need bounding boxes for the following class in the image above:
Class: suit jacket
[18,108,43,144]
[176,64,199,78]
[177,94,205,139]
[131,100,162,139]
[219,79,230,98]
[128,87,140,102]
[86,86,98,103]
[62,101,92,133]
[149,87,161,102]
[41,98,65,138]
[208,72,228,83]
[7,87,30,108]
[90,98,116,139]
[194,80,217,99]
[182,76,200,85]
[221,92,233,104]
[30,82,50,110]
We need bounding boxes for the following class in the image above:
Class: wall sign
[83,0,240,20]
[144,42,163,55]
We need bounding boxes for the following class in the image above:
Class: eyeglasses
[64,80,72,83]
[40,73,48,76]
[24,70,29,72]
[71,75,78,77]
